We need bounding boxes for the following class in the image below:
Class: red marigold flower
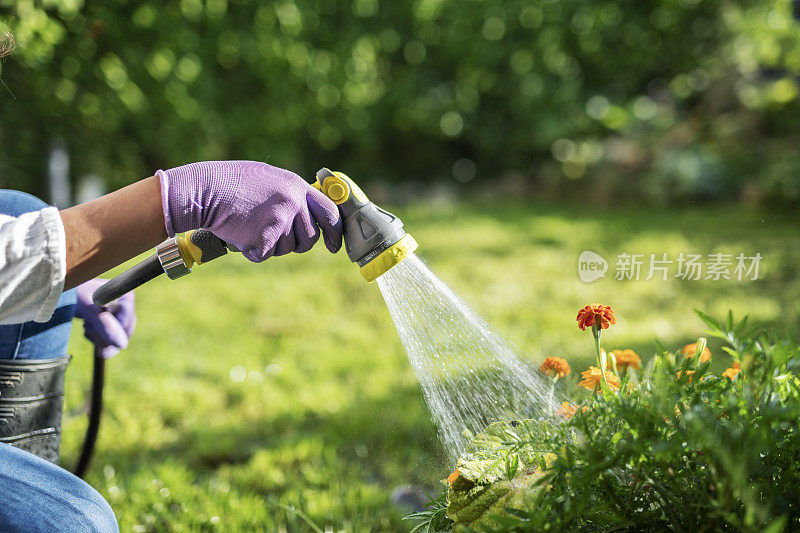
[576,304,616,331]
[682,343,711,363]
[540,357,571,378]
[608,349,641,371]
[578,366,620,392]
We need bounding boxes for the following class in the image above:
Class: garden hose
[95,167,418,303]
[73,346,105,479]
[75,301,123,478]
[92,229,232,306]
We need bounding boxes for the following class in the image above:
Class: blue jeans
[0,190,118,532]
[0,190,77,359]
[0,443,118,532]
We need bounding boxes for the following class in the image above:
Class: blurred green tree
[0,0,798,204]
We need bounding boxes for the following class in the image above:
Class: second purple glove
[157,161,343,263]
[74,279,136,359]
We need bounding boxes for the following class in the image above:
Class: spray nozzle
[315,168,418,282]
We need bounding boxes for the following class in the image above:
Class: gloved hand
[74,279,136,359]
[157,161,343,262]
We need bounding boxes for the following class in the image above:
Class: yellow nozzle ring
[177,231,203,267]
[359,233,418,282]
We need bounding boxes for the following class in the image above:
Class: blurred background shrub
[1,0,799,205]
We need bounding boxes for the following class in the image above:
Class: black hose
[93,254,163,306]
[79,251,167,474]
[79,232,231,475]
[73,347,105,478]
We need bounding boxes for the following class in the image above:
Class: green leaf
[721,346,740,359]
[447,471,542,527]
[600,379,616,401]
[404,490,453,533]
[504,454,519,479]
[733,315,750,337]
[447,420,555,527]
[643,350,659,380]
[694,309,723,331]
[455,420,551,484]
[695,337,707,359]
[762,516,787,533]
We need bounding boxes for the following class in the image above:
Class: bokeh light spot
[440,111,463,137]
[452,159,476,182]
[403,40,426,64]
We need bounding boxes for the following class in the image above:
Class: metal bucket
[0,355,70,464]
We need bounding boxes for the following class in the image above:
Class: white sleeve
[0,207,67,324]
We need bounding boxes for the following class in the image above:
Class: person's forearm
[60,176,167,290]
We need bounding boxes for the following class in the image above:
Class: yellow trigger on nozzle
[315,168,370,205]
[326,182,348,203]
[359,233,418,282]
[320,174,351,205]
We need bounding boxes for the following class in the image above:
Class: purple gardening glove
[157,161,343,262]
[74,279,137,359]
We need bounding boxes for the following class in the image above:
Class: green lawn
[60,199,799,532]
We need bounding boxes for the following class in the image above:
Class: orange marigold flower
[722,361,742,380]
[576,303,616,331]
[682,343,711,363]
[540,357,571,378]
[555,402,588,419]
[608,349,641,371]
[556,402,578,419]
[447,469,460,484]
[676,370,695,382]
[578,366,620,391]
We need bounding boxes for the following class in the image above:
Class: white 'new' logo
[578,251,608,282]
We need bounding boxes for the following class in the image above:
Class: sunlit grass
[61,198,798,532]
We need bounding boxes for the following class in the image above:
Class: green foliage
[454,420,556,485]
[404,491,452,533]
[429,311,800,532]
[2,1,800,204]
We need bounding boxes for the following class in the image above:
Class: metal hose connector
[156,236,191,279]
